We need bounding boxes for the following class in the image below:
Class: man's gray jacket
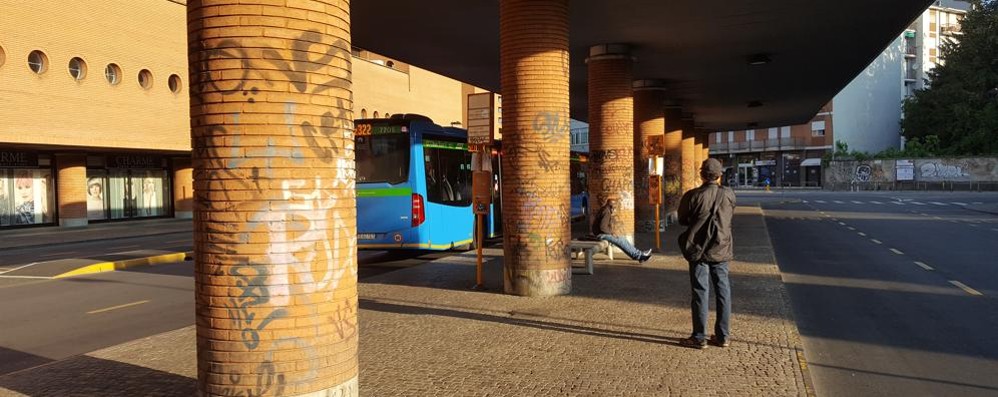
[677,182,736,263]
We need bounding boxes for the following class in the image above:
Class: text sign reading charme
[0,151,38,168]
[467,93,495,146]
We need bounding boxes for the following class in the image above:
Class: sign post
[467,92,495,289]
[646,135,666,251]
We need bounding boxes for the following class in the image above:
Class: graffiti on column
[503,110,572,265]
[190,27,358,396]
[663,154,682,212]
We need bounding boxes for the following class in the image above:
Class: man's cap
[700,158,723,175]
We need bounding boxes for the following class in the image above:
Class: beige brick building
[0,0,493,229]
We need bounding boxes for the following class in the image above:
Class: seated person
[592,198,652,263]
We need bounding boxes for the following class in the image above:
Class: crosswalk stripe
[914,261,934,271]
[871,239,883,245]
[833,200,845,204]
[911,202,926,205]
[931,202,947,206]
[815,200,827,204]
[891,201,904,205]
[889,248,904,255]
[802,200,809,204]
[851,200,863,204]
[952,202,968,206]
[871,201,884,205]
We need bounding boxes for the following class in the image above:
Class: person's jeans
[689,261,731,341]
[597,234,643,260]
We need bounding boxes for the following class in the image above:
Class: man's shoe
[637,249,653,263]
[709,336,730,347]
[679,337,707,349]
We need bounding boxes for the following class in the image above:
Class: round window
[168,74,182,93]
[105,63,122,85]
[138,69,153,90]
[0,45,6,68]
[28,50,48,74]
[68,57,87,80]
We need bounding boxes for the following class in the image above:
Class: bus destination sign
[355,123,407,136]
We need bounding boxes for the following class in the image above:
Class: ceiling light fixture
[747,53,771,66]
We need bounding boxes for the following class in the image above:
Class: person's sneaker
[637,249,653,263]
[679,337,707,349]
[709,336,730,347]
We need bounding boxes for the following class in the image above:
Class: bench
[569,240,614,275]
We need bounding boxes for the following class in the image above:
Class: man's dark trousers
[689,260,731,342]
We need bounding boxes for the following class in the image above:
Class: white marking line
[858,232,867,237]
[847,227,856,231]
[912,201,926,206]
[871,239,883,245]
[948,281,984,296]
[871,201,884,205]
[838,222,847,226]
[969,224,980,228]
[891,201,905,205]
[87,300,150,315]
[952,202,968,206]
[0,263,40,275]
[833,200,845,204]
[889,248,904,255]
[0,275,53,279]
[972,202,984,205]
[914,261,934,271]
[851,200,863,204]
[815,200,827,204]
[931,202,948,206]
[934,216,943,220]
[802,200,809,204]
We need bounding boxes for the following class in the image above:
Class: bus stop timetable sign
[467,93,494,146]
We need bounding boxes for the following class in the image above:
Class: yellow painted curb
[53,252,191,279]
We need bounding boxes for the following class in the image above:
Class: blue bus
[355,114,586,251]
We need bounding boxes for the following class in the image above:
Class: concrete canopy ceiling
[352,0,933,130]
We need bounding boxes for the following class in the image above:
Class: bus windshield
[356,130,409,185]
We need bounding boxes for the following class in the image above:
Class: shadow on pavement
[0,354,195,396]
[0,346,53,376]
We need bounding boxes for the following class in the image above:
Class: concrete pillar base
[504,268,571,297]
[290,376,358,397]
[174,211,193,220]
[59,218,88,228]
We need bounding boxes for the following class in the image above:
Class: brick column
[172,157,193,219]
[681,117,698,194]
[632,80,666,233]
[56,154,87,227]
[587,44,635,242]
[188,1,357,396]
[694,133,704,178]
[700,131,712,167]
[663,108,683,220]
[500,0,572,296]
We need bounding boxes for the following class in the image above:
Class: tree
[901,0,998,154]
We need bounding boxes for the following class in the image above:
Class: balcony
[904,44,918,58]
[905,69,918,82]
[709,138,807,154]
[941,24,962,36]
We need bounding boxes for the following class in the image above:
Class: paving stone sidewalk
[0,205,812,396]
[0,218,192,250]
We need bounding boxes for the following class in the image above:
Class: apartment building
[0,0,495,230]
[709,0,970,187]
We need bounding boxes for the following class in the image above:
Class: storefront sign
[896,159,915,181]
[0,151,38,168]
[109,155,161,169]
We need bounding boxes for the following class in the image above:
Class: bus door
[421,138,474,248]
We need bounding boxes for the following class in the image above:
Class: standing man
[677,158,736,349]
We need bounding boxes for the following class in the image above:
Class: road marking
[931,202,948,206]
[871,239,883,245]
[952,202,968,206]
[833,200,845,204]
[116,245,142,249]
[87,300,150,315]
[851,200,863,204]
[802,200,809,204]
[911,201,926,206]
[858,232,867,237]
[815,200,827,204]
[0,262,40,275]
[992,228,998,232]
[831,218,839,222]
[934,216,942,220]
[38,252,69,258]
[889,248,904,255]
[969,224,980,228]
[914,261,934,271]
[847,227,856,231]
[972,201,984,205]
[891,201,905,205]
[838,222,846,226]
[870,201,884,205]
[948,281,983,296]
[0,275,53,279]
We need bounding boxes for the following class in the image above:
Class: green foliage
[901,1,998,155]
[833,136,941,160]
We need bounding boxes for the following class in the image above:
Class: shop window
[138,69,153,90]
[168,74,182,93]
[105,63,121,85]
[106,169,170,219]
[68,57,87,81]
[87,170,108,221]
[0,168,56,227]
[28,50,48,74]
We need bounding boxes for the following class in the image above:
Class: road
[751,190,998,396]
[0,239,464,376]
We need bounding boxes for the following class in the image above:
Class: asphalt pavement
[753,190,998,396]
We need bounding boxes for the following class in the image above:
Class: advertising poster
[87,172,108,221]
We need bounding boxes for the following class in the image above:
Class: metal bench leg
[584,248,594,275]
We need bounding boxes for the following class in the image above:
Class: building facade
[709,0,970,187]
[0,0,495,229]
